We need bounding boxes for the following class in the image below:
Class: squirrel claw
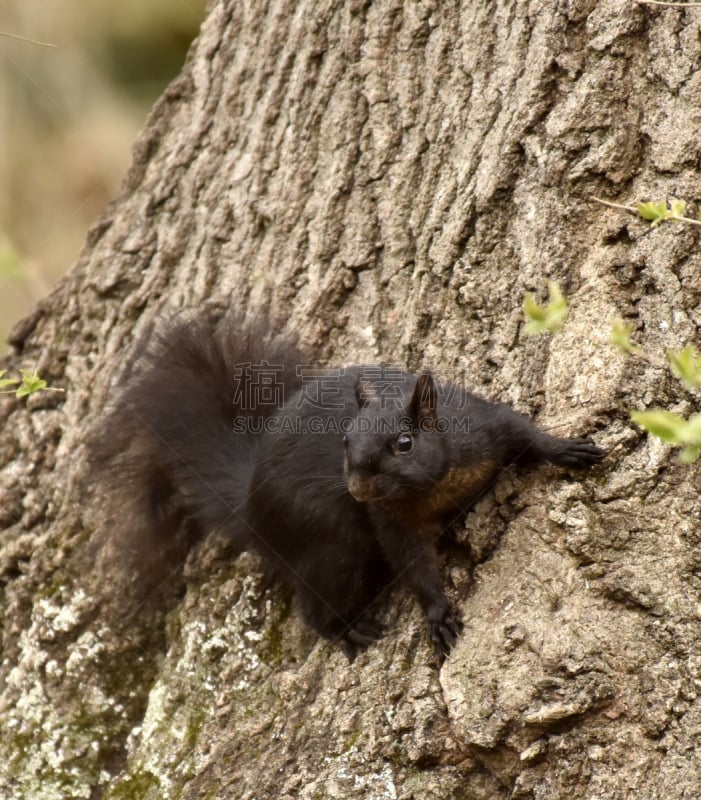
[427,603,463,660]
[338,639,358,662]
[336,615,384,661]
[552,437,606,469]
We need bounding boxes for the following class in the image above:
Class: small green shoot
[523,281,568,334]
[16,369,47,397]
[667,345,701,389]
[636,198,686,227]
[592,196,701,228]
[631,409,701,464]
[0,368,63,399]
[610,318,640,354]
[636,200,668,226]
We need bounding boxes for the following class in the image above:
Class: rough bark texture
[2,0,701,797]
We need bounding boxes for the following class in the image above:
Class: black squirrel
[90,308,605,660]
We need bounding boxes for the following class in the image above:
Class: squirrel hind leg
[337,615,386,661]
[331,615,386,662]
[296,592,386,660]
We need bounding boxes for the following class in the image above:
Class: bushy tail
[87,307,306,597]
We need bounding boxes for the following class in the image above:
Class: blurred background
[0,0,207,351]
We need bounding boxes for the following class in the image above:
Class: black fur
[90,311,605,660]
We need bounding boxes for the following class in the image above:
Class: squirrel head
[343,369,450,504]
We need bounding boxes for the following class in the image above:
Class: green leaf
[610,318,640,355]
[523,294,548,333]
[545,281,568,330]
[523,281,568,335]
[669,197,686,220]
[636,200,669,226]
[16,369,47,398]
[630,409,688,443]
[632,409,701,466]
[636,198,690,228]
[685,414,701,443]
[667,345,701,389]
[681,444,701,464]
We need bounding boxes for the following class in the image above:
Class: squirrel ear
[410,371,437,422]
[354,376,374,409]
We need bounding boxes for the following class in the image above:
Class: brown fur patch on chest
[382,461,499,531]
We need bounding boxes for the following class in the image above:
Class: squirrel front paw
[551,437,606,469]
[426,601,463,660]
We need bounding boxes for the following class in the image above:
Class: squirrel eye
[395,432,414,453]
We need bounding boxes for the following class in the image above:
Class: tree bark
[2,0,701,797]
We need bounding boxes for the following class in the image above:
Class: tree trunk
[2,1,700,797]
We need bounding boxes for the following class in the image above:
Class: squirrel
[89,308,605,661]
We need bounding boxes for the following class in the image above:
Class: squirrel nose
[347,472,379,502]
[347,473,368,501]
